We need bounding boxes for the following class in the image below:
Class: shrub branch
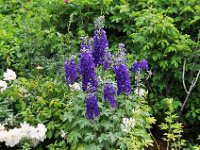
[180,58,200,113]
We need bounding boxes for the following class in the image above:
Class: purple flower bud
[64,58,78,86]
[113,63,132,95]
[79,44,98,92]
[132,59,149,73]
[104,83,117,108]
[86,93,100,120]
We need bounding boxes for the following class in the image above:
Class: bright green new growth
[159,98,186,150]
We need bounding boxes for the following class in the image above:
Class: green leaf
[68,131,82,144]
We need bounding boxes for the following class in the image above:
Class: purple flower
[79,44,98,92]
[132,59,149,73]
[104,83,117,108]
[113,63,132,95]
[86,93,100,120]
[102,47,112,70]
[114,43,127,65]
[93,29,109,66]
[64,0,68,3]
[64,58,78,86]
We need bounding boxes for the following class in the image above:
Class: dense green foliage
[0,0,200,149]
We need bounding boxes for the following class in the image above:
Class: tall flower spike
[79,41,98,92]
[104,83,117,108]
[132,59,149,73]
[64,58,78,86]
[114,43,127,66]
[113,64,132,95]
[113,44,132,95]
[102,47,112,70]
[93,16,109,66]
[86,93,100,120]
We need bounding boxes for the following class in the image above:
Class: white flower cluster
[134,87,148,97]
[0,69,17,92]
[121,117,136,133]
[69,82,81,91]
[0,122,47,147]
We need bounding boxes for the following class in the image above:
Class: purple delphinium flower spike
[79,43,98,92]
[64,58,78,86]
[93,16,109,66]
[103,83,117,108]
[132,59,149,73]
[86,93,100,120]
[113,63,132,95]
[93,29,108,66]
[140,59,149,72]
[113,43,132,95]
[102,47,112,70]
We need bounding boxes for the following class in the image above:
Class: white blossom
[29,124,47,142]
[5,128,22,147]
[20,122,31,139]
[3,69,17,81]
[61,130,67,138]
[134,88,147,97]
[69,82,81,91]
[0,80,7,92]
[121,117,136,133]
[36,65,43,70]
[0,122,47,148]
[0,124,5,131]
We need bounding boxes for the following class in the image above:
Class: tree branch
[180,59,200,113]
[182,58,189,94]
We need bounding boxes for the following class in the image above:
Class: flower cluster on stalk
[79,43,98,92]
[93,16,109,66]
[113,44,132,95]
[64,58,78,86]
[86,93,100,120]
[132,59,149,73]
[102,47,112,70]
[103,83,117,108]
[63,17,150,120]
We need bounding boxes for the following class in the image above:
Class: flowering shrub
[60,17,155,149]
[1,0,200,149]
[0,123,47,147]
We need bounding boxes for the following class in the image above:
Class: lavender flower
[103,83,117,108]
[132,59,149,73]
[64,58,78,86]
[86,93,100,120]
[113,63,132,95]
[79,44,98,92]
[102,47,112,70]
